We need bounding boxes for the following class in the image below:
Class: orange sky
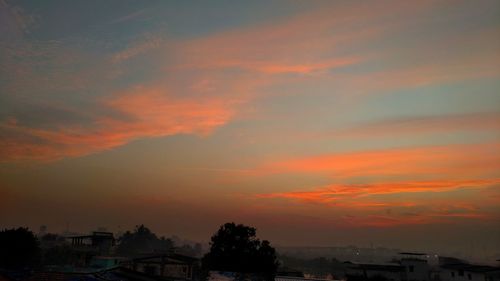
[0,0,499,258]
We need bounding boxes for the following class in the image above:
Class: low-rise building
[399,253,430,281]
[440,263,500,281]
[70,231,115,255]
[126,253,199,280]
[346,262,406,281]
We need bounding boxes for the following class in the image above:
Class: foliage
[176,242,203,257]
[202,222,279,280]
[0,227,40,269]
[42,244,84,266]
[40,233,65,242]
[116,224,173,256]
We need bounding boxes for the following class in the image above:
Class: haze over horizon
[1,0,499,259]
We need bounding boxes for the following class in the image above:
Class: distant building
[345,262,405,281]
[70,231,115,255]
[399,253,430,281]
[125,253,199,280]
[440,263,500,281]
[343,252,433,281]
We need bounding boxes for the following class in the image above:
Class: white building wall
[440,268,486,281]
[401,259,429,281]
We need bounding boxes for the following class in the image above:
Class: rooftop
[441,264,500,273]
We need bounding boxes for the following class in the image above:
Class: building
[399,253,430,281]
[440,263,500,281]
[345,262,406,281]
[70,231,115,255]
[126,253,199,280]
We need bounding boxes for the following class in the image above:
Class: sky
[1,0,500,258]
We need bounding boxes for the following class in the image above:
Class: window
[409,265,414,273]
[459,270,464,277]
[467,274,471,280]
[451,272,455,277]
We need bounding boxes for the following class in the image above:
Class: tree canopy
[116,224,173,257]
[0,227,40,269]
[202,222,279,280]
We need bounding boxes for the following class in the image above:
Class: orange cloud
[251,190,497,227]
[0,86,235,161]
[257,179,500,205]
[337,212,493,227]
[2,1,498,163]
[172,2,440,76]
[238,57,362,75]
[263,142,500,179]
[254,176,500,227]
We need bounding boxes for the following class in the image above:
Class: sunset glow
[1,0,499,256]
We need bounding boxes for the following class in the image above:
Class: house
[345,262,406,281]
[126,253,199,280]
[70,231,115,255]
[440,263,500,281]
[399,253,430,281]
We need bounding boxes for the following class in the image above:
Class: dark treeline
[115,224,204,257]
[0,223,279,280]
[202,222,279,280]
[0,225,202,268]
[0,228,40,270]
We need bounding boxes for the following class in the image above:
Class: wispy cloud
[257,179,500,205]
[1,0,499,163]
[0,86,235,161]
[0,0,35,39]
[334,112,500,138]
[262,142,500,179]
[256,180,500,227]
[108,7,148,25]
[112,35,163,63]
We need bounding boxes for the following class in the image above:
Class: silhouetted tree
[116,225,173,256]
[42,244,82,266]
[177,243,203,257]
[0,228,40,269]
[202,222,279,280]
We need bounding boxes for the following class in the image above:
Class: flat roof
[441,264,500,273]
[357,264,404,272]
[399,252,427,256]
